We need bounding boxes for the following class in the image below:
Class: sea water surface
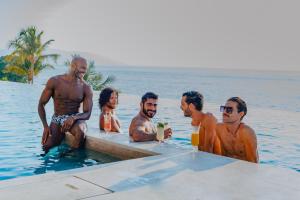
[0,66,299,181]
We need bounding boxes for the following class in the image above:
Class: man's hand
[164,128,172,139]
[42,126,51,145]
[61,116,75,132]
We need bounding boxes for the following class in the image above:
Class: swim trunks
[51,114,76,126]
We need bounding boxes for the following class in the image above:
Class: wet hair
[182,91,204,111]
[141,92,158,103]
[98,87,118,110]
[227,97,247,120]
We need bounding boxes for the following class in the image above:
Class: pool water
[0,81,121,181]
[1,66,300,181]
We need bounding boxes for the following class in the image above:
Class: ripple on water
[1,80,300,181]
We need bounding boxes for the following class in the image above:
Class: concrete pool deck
[1,129,300,200]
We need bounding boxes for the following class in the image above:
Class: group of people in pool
[38,56,258,163]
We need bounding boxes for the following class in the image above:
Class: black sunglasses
[220,106,233,114]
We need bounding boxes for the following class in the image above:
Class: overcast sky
[1,0,300,71]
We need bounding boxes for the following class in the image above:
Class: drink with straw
[156,122,165,143]
[191,126,200,151]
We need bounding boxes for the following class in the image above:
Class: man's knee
[70,121,86,148]
[71,121,87,133]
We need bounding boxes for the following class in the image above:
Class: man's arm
[243,127,259,163]
[203,114,217,153]
[74,84,93,121]
[129,118,156,142]
[38,78,55,144]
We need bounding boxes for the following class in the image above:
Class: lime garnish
[157,122,164,128]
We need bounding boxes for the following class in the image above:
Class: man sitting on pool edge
[129,92,172,142]
[38,56,93,154]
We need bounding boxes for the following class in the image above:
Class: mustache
[146,109,156,113]
[223,113,230,117]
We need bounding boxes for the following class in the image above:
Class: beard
[183,107,192,117]
[74,69,85,79]
[142,105,156,118]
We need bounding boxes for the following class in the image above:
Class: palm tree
[84,61,115,91]
[0,56,26,82]
[4,26,59,84]
[65,55,115,91]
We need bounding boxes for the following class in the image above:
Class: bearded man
[129,92,172,142]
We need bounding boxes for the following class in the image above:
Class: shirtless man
[129,92,172,142]
[99,87,121,132]
[181,91,219,153]
[38,56,93,153]
[216,97,258,163]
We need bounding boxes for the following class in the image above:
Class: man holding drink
[180,91,220,154]
[129,92,172,142]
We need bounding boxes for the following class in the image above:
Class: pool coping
[1,131,300,200]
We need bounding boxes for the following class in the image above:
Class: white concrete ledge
[1,130,300,200]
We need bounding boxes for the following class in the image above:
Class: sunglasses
[220,106,233,114]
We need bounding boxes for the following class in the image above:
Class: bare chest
[54,81,84,103]
[145,121,156,134]
[221,133,246,157]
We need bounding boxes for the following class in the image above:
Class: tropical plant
[0,56,26,82]
[65,55,115,91]
[4,26,59,84]
[84,61,115,91]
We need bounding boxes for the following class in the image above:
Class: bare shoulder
[216,122,225,128]
[47,75,65,84]
[131,115,146,126]
[45,75,61,88]
[216,122,226,133]
[83,82,93,95]
[204,112,217,124]
[99,112,104,118]
[240,124,256,139]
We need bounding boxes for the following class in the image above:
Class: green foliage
[0,56,26,82]
[157,122,165,128]
[65,55,115,91]
[4,26,59,84]
[84,61,115,91]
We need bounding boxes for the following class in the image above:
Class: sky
[0,0,300,71]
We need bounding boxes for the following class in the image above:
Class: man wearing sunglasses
[217,97,258,163]
[181,91,220,153]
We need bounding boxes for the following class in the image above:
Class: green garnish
[157,122,164,128]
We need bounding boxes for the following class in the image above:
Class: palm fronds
[4,26,59,84]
